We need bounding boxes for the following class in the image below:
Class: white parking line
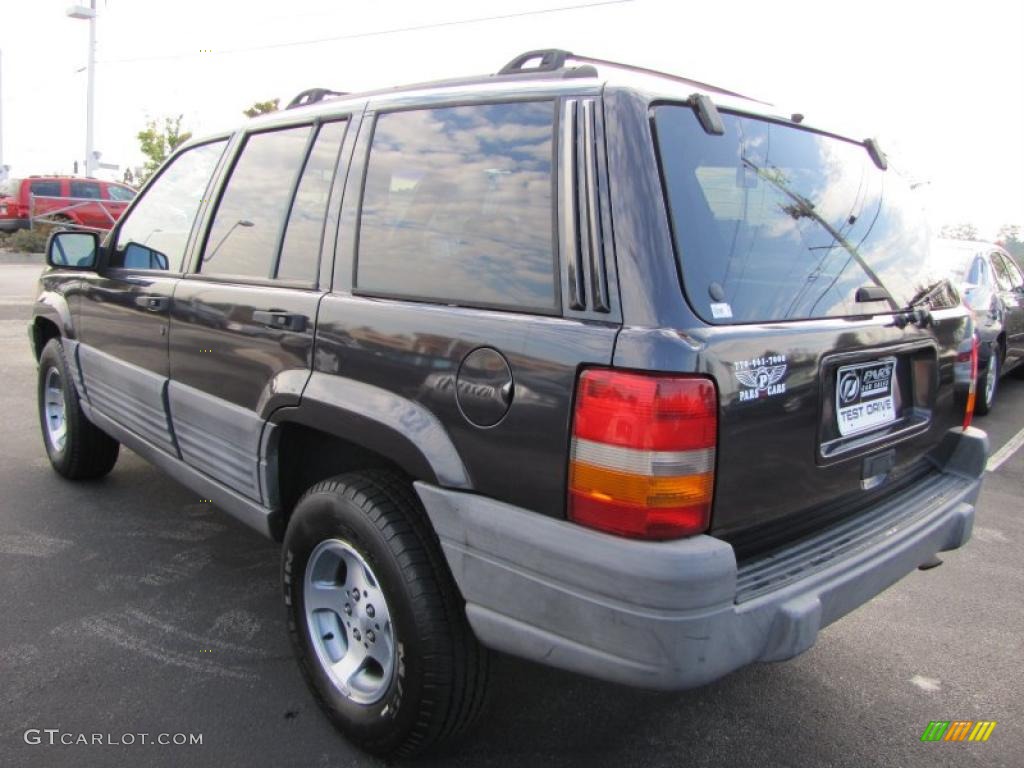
[987,426,1024,472]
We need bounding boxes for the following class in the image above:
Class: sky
[0,0,1021,238]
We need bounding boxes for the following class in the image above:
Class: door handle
[135,295,170,312]
[253,310,307,332]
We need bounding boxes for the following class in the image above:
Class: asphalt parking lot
[1,260,1022,768]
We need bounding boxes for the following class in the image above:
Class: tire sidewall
[282,489,425,752]
[38,340,73,471]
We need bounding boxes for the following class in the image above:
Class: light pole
[67,2,97,178]
[0,48,7,182]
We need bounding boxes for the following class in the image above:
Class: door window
[991,253,1016,291]
[29,180,61,197]
[70,181,101,199]
[276,120,348,283]
[356,101,557,312]
[111,140,227,271]
[996,253,1024,289]
[200,125,313,279]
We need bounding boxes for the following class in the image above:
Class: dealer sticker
[835,358,898,436]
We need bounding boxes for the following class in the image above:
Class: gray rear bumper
[414,427,987,690]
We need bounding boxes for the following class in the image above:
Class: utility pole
[68,1,97,177]
[0,49,7,182]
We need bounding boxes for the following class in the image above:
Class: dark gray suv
[31,50,988,757]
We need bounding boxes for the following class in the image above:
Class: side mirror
[47,230,99,270]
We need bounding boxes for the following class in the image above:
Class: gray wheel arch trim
[291,372,472,489]
[30,291,76,357]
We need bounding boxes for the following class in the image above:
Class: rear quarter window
[356,101,557,312]
[106,184,136,201]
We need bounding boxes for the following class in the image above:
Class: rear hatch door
[652,105,970,540]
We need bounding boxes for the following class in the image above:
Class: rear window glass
[30,181,61,197]
[930,241,979,284]
[654,106,952,324]
[356,101,557,312]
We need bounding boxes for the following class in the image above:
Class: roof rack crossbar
[285,88,349,110]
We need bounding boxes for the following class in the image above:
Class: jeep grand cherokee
[30,49,987,757]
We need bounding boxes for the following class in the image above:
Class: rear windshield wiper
[741,156,899,313]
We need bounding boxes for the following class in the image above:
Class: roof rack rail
[285,88,349,110]
[497,48,596,79]
[499,49,573,74]
[497,49,767,104]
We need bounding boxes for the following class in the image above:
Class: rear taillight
[963,334,979,430]
[567,369,717,540]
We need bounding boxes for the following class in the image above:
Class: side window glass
[966,257,985,286]
[30,181,61,197]
[200,125,313,279]
[356,101,557,311]
[991,253,1014,291]
[276,120,347,283]
[1000,253,1024,289]
[70,181,101,199]
[107,185,136,201]
[112,140,227,271]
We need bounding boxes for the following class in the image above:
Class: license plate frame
[835,357,898,437]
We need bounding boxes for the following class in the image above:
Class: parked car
[30,50,988,758]
[934,238,1024,414]
[0,175,136,232]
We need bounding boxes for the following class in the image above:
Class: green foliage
[136,115,193,184]
[5,227,49,253]
[243,99,280,118]
[938,222,979,241]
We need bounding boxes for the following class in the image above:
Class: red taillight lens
[568,369,717,540]
[963,334,979,430]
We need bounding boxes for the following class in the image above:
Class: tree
[938,222,979,241]
[136,115,192,183]
[997,224,1024,260]
[243,98,280,118]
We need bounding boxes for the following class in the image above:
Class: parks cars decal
[734,354,788,401]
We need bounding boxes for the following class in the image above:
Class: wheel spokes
[305,581,349,614]
[331,642,368,693]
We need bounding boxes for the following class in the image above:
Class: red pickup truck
[0,176,136,232]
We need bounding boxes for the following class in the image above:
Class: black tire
[37,338,119,480]
[282,470,489,758]
[974,345,999,416]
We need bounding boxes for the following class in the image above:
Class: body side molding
[88,407,279,538]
